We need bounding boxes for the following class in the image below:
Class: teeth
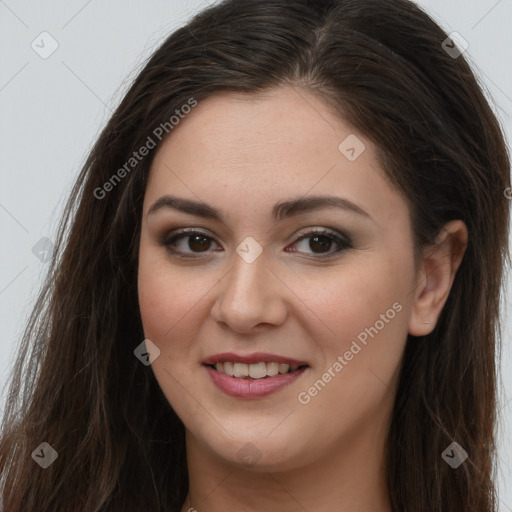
[223,361,234,376]
[266,362,279,376]
[249,362,267,379]
[212,361,304,379]
[279,363,290,374]
[233,363,249,378]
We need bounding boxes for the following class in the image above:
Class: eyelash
[160,227,352,260]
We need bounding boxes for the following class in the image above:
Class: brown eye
[162,229,221,258]
[286,228,352,258]
[187,234,212,252]
[308,234,334,253]
[162,227,351,260]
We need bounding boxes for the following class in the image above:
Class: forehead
[144,86,408,230]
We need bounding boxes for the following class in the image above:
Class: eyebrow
[147,194,373,223]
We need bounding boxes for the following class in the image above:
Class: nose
[210,252,288,333]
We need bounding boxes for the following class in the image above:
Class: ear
[408,220,468,336]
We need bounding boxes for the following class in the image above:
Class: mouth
[202,352,310,380]
[203,355,310,398]
[204,361,309,380]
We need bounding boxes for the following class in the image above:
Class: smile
[202,352,310,398]
[207,361,305,379]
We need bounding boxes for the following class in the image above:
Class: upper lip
[202,352,309,366]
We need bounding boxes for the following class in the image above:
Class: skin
[137,85,468,512]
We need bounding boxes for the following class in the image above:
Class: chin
[195,429,308,472]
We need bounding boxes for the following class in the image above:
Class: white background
[0,0,511,508]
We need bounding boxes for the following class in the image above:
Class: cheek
[302,252,411,359]
[137,250,206,412]
[137,245,203,346]
[292,258,411,445]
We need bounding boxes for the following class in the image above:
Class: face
[137,86,419,471]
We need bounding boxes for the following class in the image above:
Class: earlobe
[408,220,468,337]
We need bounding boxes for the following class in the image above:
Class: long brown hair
[1,0,510,510]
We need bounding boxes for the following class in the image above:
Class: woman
[1,0,510,510]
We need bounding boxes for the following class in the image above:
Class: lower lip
[204,365,308,398]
